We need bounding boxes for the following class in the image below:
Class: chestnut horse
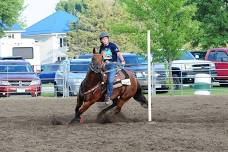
[70,49,148,123]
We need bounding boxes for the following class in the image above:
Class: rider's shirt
[99,42,119,62]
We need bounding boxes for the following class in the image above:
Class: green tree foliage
[56,0,142,56]
[121,0,199,62]
[0,0,24,37]
[187,0,228,49]
[56,0,85,16]
[121,0,200,89]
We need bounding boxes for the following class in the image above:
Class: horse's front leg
[69,95,83,124]
[70,101,95,124]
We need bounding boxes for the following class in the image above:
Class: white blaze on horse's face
[100,37,109,46]
[93,54,103,65]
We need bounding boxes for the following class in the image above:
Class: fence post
[147,30,152,122]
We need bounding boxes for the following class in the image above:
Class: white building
[22,11,78,64]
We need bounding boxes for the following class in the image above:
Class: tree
[187,0,228,49]
[0,0,24,37]
[121,0,200,61]
[56,0,142,56]
[56,0,85,16]
[121,0,200,89]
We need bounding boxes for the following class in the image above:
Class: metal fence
[1,61,228,98]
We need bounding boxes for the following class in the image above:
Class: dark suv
[0,59,41,97]
[122,53,168,93]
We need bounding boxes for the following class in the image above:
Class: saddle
[103,69,135,89]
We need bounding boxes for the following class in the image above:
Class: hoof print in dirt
[51,118,63,125]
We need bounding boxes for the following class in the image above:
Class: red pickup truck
[205,48,228,86]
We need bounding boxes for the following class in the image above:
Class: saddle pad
[104,69,134,89]
[113,79,131,89]
[121,79,131,85]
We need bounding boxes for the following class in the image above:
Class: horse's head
[89,48,104,73]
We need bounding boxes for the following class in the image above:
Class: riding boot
[104,94,112,105]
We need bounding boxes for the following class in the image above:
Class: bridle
[89,62,103,74]
[82,60,105,97]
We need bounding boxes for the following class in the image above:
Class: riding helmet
[99,32,109,40]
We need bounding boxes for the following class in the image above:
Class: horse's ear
[93,48,97,54]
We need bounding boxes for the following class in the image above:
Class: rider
[99,32,125,103]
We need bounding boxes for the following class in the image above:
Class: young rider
[99,32,125,103]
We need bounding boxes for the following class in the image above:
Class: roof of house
[23,11,77,36]
[0,22,23,31]
[7,24,23,31]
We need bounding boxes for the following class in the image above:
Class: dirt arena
[0,95,228,152]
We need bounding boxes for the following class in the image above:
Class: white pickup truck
[171,51,217,89]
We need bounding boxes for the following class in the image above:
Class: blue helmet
[99,32,109,39]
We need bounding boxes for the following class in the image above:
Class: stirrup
[104,95,112,105]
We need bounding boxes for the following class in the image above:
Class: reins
[83,82,105,95]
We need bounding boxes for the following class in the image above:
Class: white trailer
[0,32,41,72]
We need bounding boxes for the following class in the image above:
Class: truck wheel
[173,74,181,90]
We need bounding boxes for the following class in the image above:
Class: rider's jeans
[105,62,117,97]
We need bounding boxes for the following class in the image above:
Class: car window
[41,64,59,72]
[215,51,228,62]
[178,52,196,60]
[70,61,90,72]
[208,51,216,61]
[0,64,34,73]
[137,56,147,64]
[78,54,92,59]
[123,55,139,65]
[191,52,206,60]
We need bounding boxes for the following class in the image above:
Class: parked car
[78,53,92,59]
[123,53,168,93]
[0,59,41,97]
[54,58,91,97]
[39,63,60,84]
[205,48,228,86]
[171,51,217,89]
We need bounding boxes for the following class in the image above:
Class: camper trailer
[0,30,41,72]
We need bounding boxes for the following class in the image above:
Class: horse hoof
[141,103,148,109]
[69,117,82,124]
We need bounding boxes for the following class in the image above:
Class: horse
[70,49,148,123]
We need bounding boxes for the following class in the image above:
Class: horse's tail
[133,80,148,107]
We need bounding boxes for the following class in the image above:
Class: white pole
[147,30,152,121]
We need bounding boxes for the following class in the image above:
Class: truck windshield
[70,62,90,72]
[123,55,139,65]
[179,52,196,60]
[41,64,59,72]
[0,64,34,73]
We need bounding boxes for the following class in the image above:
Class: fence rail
[0,62,228,98]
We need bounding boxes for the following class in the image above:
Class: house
[22,11,78,64]
[0,24,41,72]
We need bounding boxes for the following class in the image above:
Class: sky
[21,0,60,27]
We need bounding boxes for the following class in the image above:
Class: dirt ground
[0,95,228,152]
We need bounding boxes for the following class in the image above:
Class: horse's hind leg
[97,100,117,117]
[113,97,131,114]
[133,81,148,108]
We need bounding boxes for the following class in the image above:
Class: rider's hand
[121,60,126,65]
